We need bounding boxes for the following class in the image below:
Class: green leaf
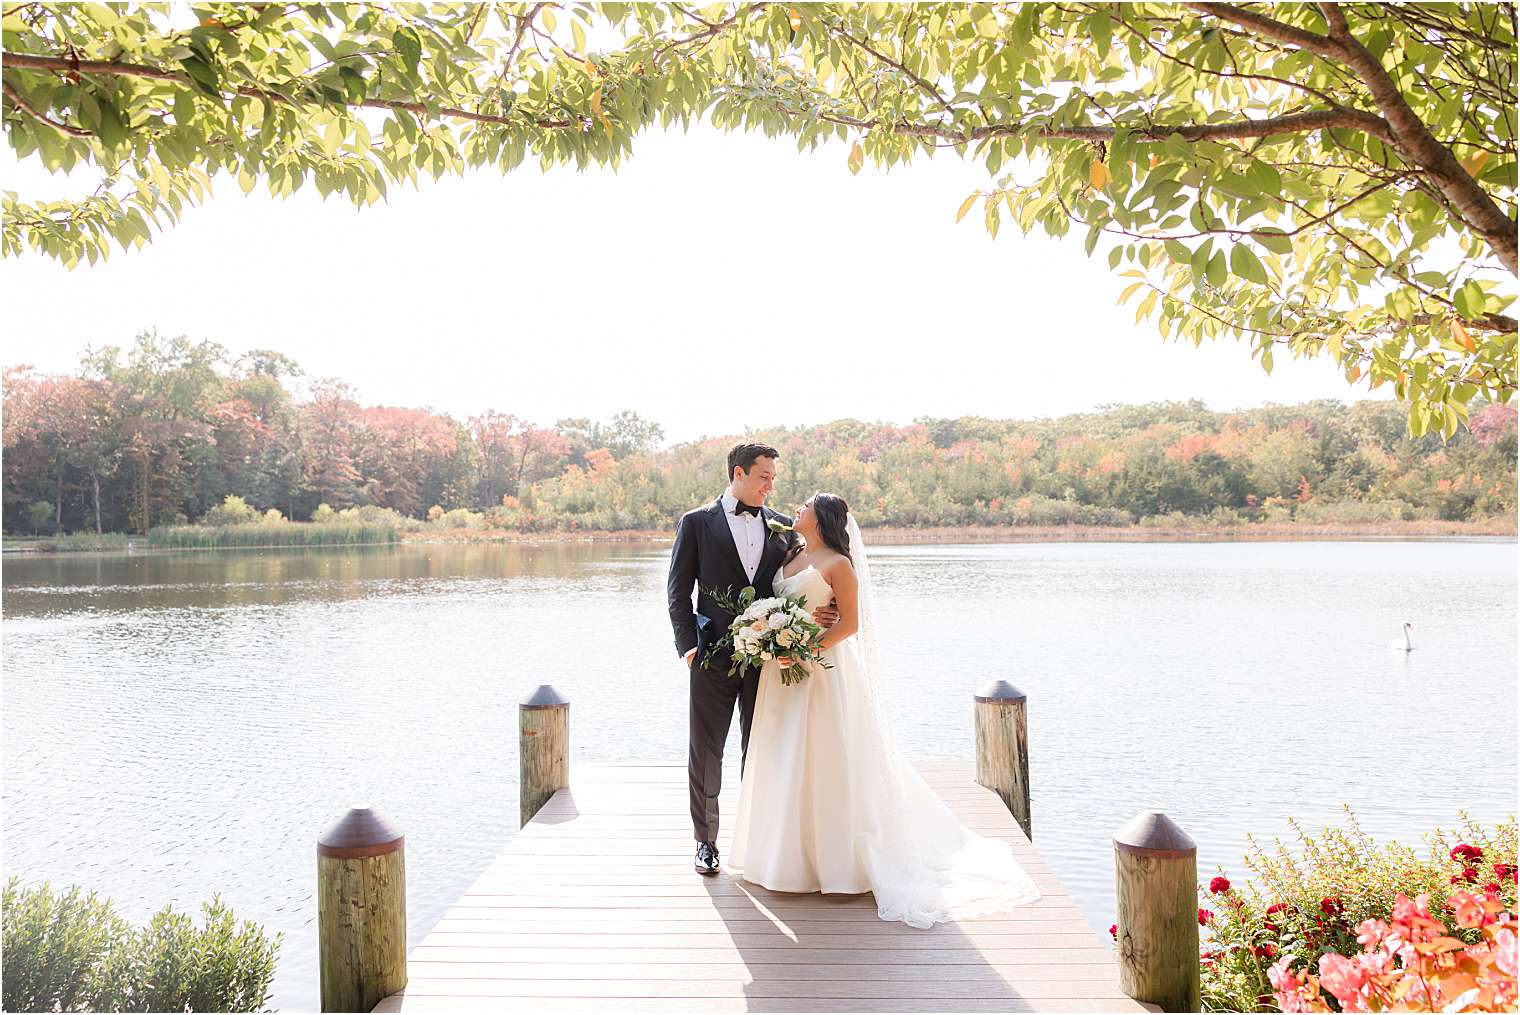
[1206,250,1226,288]
[393,28,422,75]
[1229,244,1269,285]
[92,95,128,149]
[1254,230,1293,255]
[180,56,222,100]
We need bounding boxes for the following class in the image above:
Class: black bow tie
[732,501,761,517]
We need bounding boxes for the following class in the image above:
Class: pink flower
[1392,892,1432,922]
[1318,953,1372,1012]
[1451,889,1496,928]
[1198,907,1214,926]
[1268,956,1317,1013]
[1495,927,1517,979]
[1354,917,1391,949]
[1109,923,1116,938]
[1209,875,1232,894]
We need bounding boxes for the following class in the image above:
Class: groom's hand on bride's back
[815,601,840,628]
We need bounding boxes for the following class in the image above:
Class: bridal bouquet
[701,584,832,686]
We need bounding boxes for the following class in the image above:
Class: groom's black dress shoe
[694,841,720,876]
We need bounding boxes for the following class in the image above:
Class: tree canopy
[6,335,1515,536]
[3,3,1516,436]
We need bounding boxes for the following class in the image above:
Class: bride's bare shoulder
[817,551,855,579]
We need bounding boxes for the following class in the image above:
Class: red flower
[1484,882,1502,895]
[1265,902,1291,915]
[1450,843,1484,862]
[1320,896,1344,917]
[1462,866,1479,883]
[1109,923,1117,938]
[1494,863,1516,881]
[1253,943,1278,959]
[1209,876,1232,894]
[1198,908,1214,926]
[1264,921,1278,933]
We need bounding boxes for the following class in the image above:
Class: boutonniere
[766,518,793,537]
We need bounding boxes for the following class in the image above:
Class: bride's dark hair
[783,492,852,566]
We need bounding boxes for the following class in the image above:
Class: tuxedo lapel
[756,506,788,586]
[706,498,748,587]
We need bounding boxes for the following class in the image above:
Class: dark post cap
[521,684,570,709]
[1114,810,1196,858]
[317,806,404,859]
[975,680,1027,703]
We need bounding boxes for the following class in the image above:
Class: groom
[667,442,838,875]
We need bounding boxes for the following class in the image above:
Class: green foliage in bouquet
[699,583,830,684]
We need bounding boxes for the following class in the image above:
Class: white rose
[775,628,795,648]
[760,650,773,661]
[767,612,788,630]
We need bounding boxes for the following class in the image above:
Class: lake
[3,538,1515,1011]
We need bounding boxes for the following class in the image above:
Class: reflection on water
[3,538,1516,1011]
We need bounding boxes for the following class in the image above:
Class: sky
[2,125,1384,446]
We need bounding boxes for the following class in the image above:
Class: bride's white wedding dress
[729,520,1041,928]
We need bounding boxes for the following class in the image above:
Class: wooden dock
[374,761,1153,1013]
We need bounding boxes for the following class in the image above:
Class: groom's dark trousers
[667,496,795,843]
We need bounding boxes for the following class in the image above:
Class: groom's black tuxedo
[667,495,797,843]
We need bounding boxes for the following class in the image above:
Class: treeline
[3,331,1516,537]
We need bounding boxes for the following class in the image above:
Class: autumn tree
[297,379,365,512]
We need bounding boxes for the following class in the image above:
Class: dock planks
[375,762,1153,1013]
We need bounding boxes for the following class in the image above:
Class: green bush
[202,495,258,527]
[1291,498,1413,524]
[26,500,54,533]
[428,507,486,530]
[1,879,280,1013]
[32,532,135,552]
[0,880,128,1011]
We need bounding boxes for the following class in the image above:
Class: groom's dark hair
[727,442,778,480]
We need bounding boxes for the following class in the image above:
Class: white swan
[1390,622,1414,652]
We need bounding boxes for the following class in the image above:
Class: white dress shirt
[720,490,766,583]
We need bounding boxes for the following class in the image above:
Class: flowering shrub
[1269,890,1516,1012]
[1194,809,1516,1012]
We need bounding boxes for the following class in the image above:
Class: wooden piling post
[317,806,406,1013]
[520,684,569,827]
[974,680,1031,839]
[1113,811,1200,1013]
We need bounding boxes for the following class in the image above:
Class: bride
[729,492,1041,928]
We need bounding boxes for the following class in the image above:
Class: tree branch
[2,52,576,131]
[815,106,1393,146]
[1184,2,1518,275]
[2,78,93,136]
[1313,1,1518,275]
